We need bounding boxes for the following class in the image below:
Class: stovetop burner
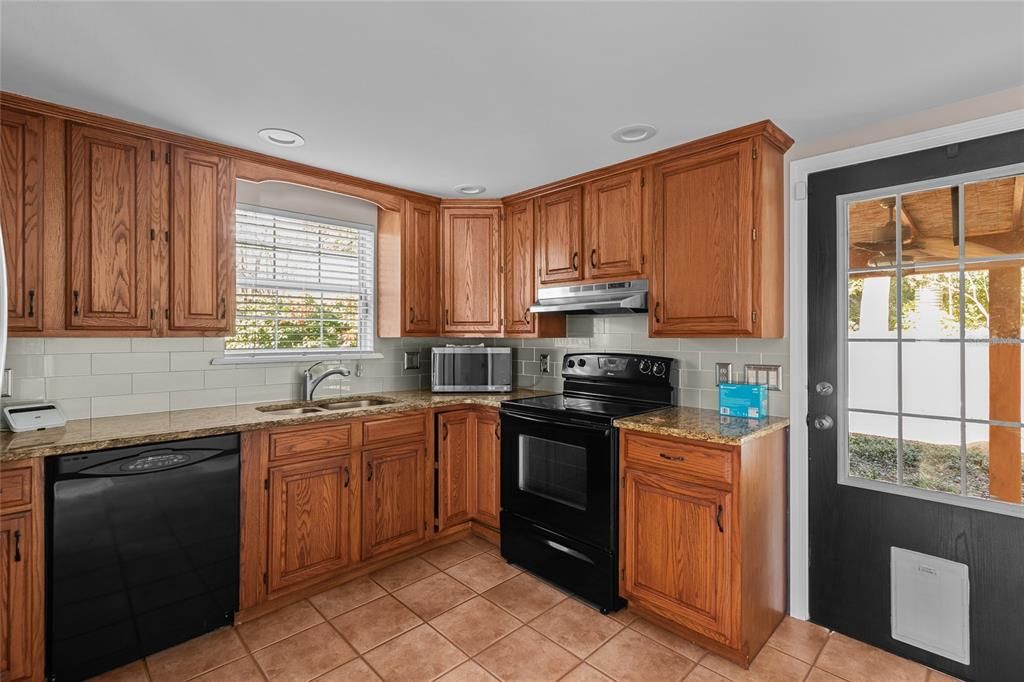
[502,393,664,421]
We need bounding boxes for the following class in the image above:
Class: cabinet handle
[442,423,448,440]
[27,289,35,318]
[13,530,21,562]
[409,306,415,324]
[366,463,373,481]
[343,465,350,488]
[445,309,450,326]
[653,301,661,323]
[72,290,81,317]
[571,252,579,271]
[496,423,501,440]
[590,249,597,268]
[523,307,530,322]
[659,452,685,462]
[716,505,724,533]
[219,297,226,319]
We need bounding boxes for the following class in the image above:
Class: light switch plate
[715,363,733,386]
[403,351,421,370]
[743,364,783,391]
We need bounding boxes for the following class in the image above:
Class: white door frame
[787,109,1024,619]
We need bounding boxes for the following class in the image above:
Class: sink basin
[320,399,393,411]
[257,406,325,415]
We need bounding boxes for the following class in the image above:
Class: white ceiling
[3,2,1022,198]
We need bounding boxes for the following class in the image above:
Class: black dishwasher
[46,434,240,681]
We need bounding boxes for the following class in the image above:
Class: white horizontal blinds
[228,205,375,354]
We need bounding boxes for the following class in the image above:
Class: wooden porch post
[987,266,1022,503]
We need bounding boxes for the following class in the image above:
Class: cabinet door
[403,198,440,335]
[503,199,537,336]
[68,124,153,330]
[621,468,736,645]
[441,206,502,335]
[268,455,354,594]
[1,512,32,682]
[437,411,473,530]
[650,140,754,336]
[169,146,234,332]
[362,443,427,559]
[1,108,44,332]
[474,410,501,528]
[584,169,644,281]
[536,187,583,285]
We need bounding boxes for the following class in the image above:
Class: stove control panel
[562,353,675,384]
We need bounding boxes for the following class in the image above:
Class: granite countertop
[613,406,789,445]
[0,389,550,462]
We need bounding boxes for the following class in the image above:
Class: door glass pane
[964,174,1024,259]
[964,422,1023,502]
[848,275,897,336]
[901,416,962,494]
[518,434,587,510]
[848,195,898,270]
[964,260,1024,340]
[965,343,1024,422]
[849,412,899,484]
[848,342,897,412]
[900,267,961,339]
[901,185,959,267]
[901,341,960,418]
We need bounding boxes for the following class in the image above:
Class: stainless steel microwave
[431,347,512,393]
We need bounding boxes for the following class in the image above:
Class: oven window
[517,435,588,510]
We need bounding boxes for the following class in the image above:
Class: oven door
[500,410,615,549]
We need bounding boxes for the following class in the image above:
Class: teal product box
[718,383,769,419]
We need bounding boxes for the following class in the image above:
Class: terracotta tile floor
[92,538,961,682]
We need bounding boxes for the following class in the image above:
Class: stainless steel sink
[320,399,393,411]
[257,406,325,415]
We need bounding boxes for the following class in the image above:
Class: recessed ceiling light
[455,184,487,195]
[611,124,657,143]
[257,128,305,147]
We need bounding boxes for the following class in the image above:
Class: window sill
[210,351,384,366]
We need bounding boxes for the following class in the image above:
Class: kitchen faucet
[303,361,352,401]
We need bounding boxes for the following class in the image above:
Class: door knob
[813,415,834,431]
[815,381,834,396]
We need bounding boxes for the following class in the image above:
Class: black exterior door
[807,129,1024,681]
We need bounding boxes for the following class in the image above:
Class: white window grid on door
[836,161,1024,518]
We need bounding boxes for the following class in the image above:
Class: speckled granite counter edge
[614,407,790,445]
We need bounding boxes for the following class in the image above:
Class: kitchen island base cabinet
[362,443,428,559]
[619,427,787,668]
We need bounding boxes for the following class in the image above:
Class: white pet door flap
[891,547,970,664]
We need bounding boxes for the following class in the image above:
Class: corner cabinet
[436,408,501,532]
[440,204,502,336]
[503,199,566,338]
[619,427,788,667]
[649,126,790,337]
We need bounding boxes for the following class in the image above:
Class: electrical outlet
[743,364,783,391]
[403,350,421,370]
[539,354,551,374]
[715,362,733,386]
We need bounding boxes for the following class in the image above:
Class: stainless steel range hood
[529,279,648,315]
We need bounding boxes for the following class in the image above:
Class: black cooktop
[502,393,662,420]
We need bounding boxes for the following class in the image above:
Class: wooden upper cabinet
[403,198,440,335]
[583,169,644,281]
[503,199,536,335]
[168,146,234,333]
[473,410,501,529]
[362,442,427,559]
[536,187,583,285]
[440,205,502,335]
[67,123,153,330]
[267,455,354,595]
[1,108,44,332]
[437,411,473,530]
[621,467,736,645]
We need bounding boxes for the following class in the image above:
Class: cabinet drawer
[363,413,426,446]
[0,465,33,510]
[269,423,354,461]
[623,432,733,487]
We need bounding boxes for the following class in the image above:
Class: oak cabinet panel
[67,123,153,330]
[622,467,735,645]
[583,169,644,281]
[1,511,33,682]
[473,410,501,529]
[536,187,583,285]
[169,146,234,333]
[440,205,502,335]
[403,198,440,335]
[1,108,44,332]
[362,442,427,559]
[503,199,566,338]
[437,411,473,530]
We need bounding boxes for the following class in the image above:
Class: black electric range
[499,352,676,612]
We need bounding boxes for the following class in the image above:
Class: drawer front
[0,465,33,510]
[623,432,733,487]
[363,413,426,447]
[269,423,354,461]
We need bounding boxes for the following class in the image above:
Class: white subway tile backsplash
[55,398,91,420]
[169,388,236,411]
[46,374,131,399]
[131,337,205,352]
[170,351,231,371]
[43,354,93,377]
[204,337,227,351]
[92,352,169,374]
[203,368,266,389]
[7,338,44,355]
[236,383,298,404]
[264,365,305,384]
[13,377,45,400]
[44,338,131,354]
[133,371,204,393]
[6,355,44,378]
[93,392,170,418]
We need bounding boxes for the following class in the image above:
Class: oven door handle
[544,539,595,565]
[501,411,611,436]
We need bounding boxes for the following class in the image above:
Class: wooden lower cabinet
[619,428,787,667]
[473,410,501,528]
[436,408,501,531]
[362,442,427,559]
[267,455,355,595]
[0,461,43,682]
